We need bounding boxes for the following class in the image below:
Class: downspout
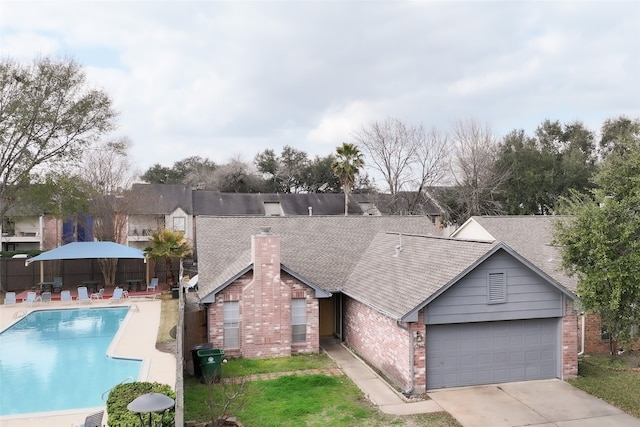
[578,312,585,356]
[397,320,415,395]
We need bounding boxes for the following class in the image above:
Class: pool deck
[0,297,177,427]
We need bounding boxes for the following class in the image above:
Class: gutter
[396,320,415,395]
[578,312,585,356]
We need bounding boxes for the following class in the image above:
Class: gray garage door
[426,318,558,389]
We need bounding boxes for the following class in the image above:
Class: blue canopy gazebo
[26,241,146,285]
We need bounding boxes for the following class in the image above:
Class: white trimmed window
[291,299,306,343]
[173,216,186,232]
[224,301,240,348]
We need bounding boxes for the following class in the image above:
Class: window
[224,301,240,348]
[264,202,283,216]
[173,216,186,232]
[487,271,506,304]
[291,299,306,343]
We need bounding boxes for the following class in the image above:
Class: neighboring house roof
[196,216,438,299]
[193,191,365,216]
[353,192,442,216]
[129,184,193,215]
[450,216,577,292]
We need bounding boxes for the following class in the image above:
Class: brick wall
[581,312,640,354]
[343,296,414,390]
[562,298,578,379]
[207,230,320,358]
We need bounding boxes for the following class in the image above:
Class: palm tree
[144,229,193,286]
[332,142,365,216]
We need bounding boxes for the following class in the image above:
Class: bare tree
[442,118,507,225]
[353,118,451,215]
[353,118,418,195]
[80,138,140,285]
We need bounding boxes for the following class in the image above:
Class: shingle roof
[457,216,577,291]
[342,234,498,319]
[130,184,193,215]
[196,216,438,299]
[193,192,364,216]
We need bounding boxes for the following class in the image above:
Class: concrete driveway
[428,379,640,427]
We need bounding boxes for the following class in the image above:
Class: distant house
[195,216,578,391]
[126,184,194,250]
[1,208,92,252]
[126,184,446,252]
[450,215,639,355]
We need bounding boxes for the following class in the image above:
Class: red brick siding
[562,298,578,379]
[207,233,320,358]
[207,272,320,358]
[343,297,415,390]
[581,312,640,354]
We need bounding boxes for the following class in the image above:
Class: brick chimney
[251,226,281,279]
[243,226,290,357]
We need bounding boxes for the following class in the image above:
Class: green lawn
[568,356,640,418]
[184,355,461,427]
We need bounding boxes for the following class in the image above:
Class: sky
[1,1,639,177]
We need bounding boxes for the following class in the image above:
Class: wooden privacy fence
[0,257,182,292]
[183,309,208,374]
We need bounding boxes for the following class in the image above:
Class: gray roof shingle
[458,216,577,291]
[196,216,438,298]
[342,233,498,319]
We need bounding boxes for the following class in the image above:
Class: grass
[568,355,640,418]
[221,353,336,376]
[184,355,461,427]
[157,292,179,343]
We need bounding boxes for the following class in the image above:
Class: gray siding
[424,250,563,325]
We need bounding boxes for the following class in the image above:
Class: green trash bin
[197,348,224,383]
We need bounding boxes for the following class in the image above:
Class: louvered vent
[488,272,506,303]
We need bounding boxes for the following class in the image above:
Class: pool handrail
[101,376,136,402]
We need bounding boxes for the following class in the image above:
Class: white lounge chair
[60,290,72,304]
[109,287,125,303]
[4,292,16,305]
[40,291,52,303]
[77,287,91,304]
[91,288,105,299]
[23,291,37,306]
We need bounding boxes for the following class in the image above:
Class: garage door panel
[427,318,558,389]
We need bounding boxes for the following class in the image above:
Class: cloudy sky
[2,1,639,176]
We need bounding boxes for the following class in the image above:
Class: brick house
[196,216,578,392]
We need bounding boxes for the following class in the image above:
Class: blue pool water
[0,307,141,416]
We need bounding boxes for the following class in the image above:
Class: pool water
[0,307,141,416]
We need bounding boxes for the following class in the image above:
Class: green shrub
[106,382,176,426]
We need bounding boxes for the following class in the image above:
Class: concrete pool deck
[0,298,176,427]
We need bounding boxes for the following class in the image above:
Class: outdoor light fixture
[415,331,423,343]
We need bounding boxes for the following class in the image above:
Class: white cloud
[1,0,638,172]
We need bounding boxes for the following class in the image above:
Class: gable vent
[488,271,506,304]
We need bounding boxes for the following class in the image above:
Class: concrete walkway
[429,379,640,427]
[320,339,443,416]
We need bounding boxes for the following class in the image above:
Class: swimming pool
[0,307,142,416]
